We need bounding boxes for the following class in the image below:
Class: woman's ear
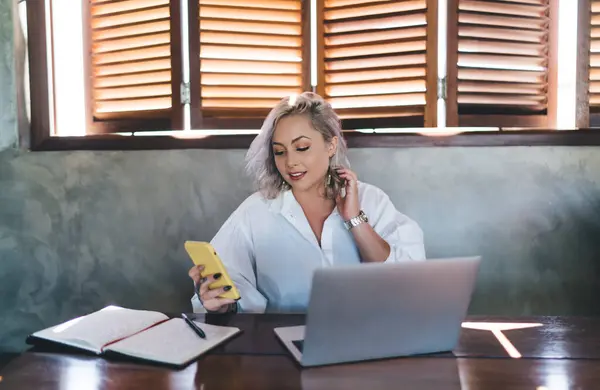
[328,136,338,158]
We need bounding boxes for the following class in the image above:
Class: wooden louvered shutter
[189,0,308,129]
[446,0,556,128]
[318,0,438,128]
[590,0,600,118]
[87,0,182,133]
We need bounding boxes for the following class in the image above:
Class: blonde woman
[189,92,425,314]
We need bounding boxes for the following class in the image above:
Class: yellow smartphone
[184,241,241,300]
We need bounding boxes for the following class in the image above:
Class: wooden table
[1,314,599,389]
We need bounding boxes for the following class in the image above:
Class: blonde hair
[245,92,350,199]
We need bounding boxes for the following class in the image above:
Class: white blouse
[191,181,426,313]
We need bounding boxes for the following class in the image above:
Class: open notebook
[26,305,241,368]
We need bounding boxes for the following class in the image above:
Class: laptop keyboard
[292,340,304,352]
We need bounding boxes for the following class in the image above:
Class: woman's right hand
[188,265,237,313]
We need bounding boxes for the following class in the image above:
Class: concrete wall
[1,0,599,352]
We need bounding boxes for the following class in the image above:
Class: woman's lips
[288,172,306,181]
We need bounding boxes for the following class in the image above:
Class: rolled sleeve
[365,187,426,263]
[381,218,426,263]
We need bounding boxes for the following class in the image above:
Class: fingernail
[214,273,222,279]
[223,285,232,291]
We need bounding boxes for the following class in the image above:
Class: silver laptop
[274,256,481,367]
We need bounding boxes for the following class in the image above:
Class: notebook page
[105,318,240,366]
[32,306,169,353]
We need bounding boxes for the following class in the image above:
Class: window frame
[25,0,600,152]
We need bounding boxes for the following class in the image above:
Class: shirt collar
[268,189,296,217]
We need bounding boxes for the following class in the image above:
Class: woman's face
[272,114,337,194]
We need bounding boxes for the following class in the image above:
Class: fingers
[335,168,358,190]
[189,265,237,312]
[198,272,223,297]
[335,168,357,181]
[202,284,234,301]
[188,265,204,285]
[201,282,236,312]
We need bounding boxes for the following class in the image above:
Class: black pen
[182,313,206,339]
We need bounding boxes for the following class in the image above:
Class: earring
[326,154,335,187]
[326,166,332,187]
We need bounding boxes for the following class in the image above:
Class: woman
[188,92,425,313]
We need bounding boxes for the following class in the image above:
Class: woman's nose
[286,155,299,168]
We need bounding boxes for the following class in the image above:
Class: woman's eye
[297,146,309,152]
[274,150,284,156]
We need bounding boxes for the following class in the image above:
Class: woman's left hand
[335,167,361,221]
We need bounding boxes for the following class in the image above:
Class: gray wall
[1,0,599,352]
